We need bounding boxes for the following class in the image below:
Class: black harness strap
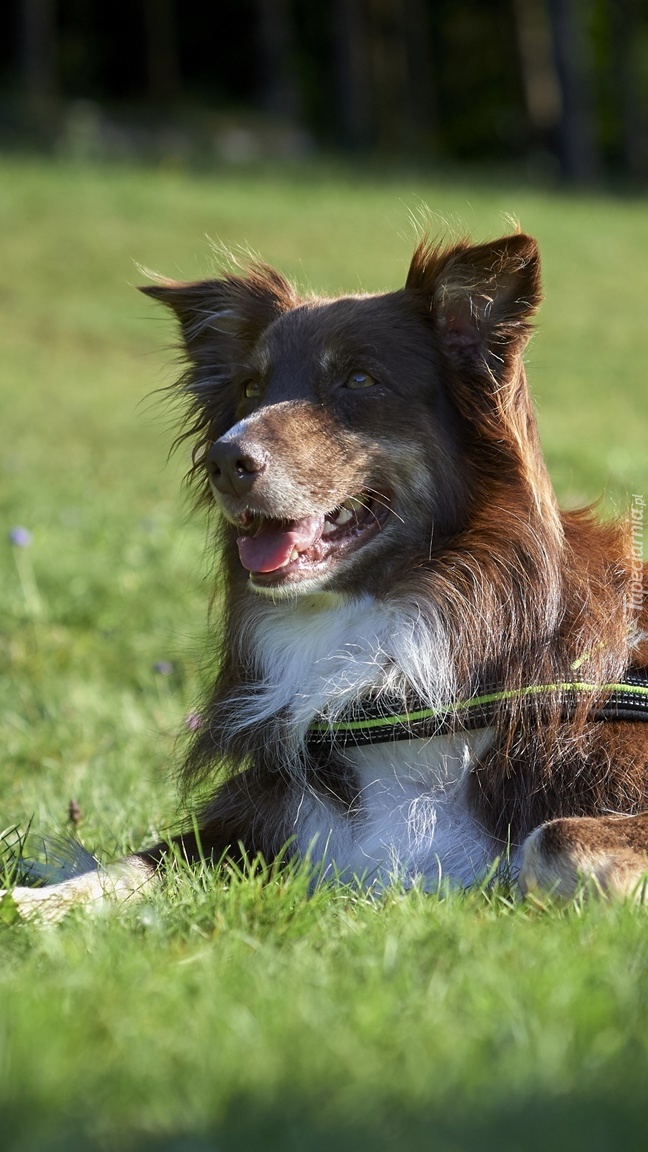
[306,668,648,750]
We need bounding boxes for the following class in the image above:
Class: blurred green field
[0,156,647,1152]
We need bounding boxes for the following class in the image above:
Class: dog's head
[142,233,542,598]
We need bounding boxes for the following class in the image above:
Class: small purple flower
[9,526,32,548]
[185,711,203,732]
[153,660,174,676]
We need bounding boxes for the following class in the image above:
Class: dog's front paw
[0,857,156,923]
[0,885,72,923]
[520,815,648,901]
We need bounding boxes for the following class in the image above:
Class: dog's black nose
[206,440,266,497]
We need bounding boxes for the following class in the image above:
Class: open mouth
[235,492,391,588]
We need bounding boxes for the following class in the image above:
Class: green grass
[0,155,647,1152]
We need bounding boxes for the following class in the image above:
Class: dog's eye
[345,371,376,390]
[244,380,262,399]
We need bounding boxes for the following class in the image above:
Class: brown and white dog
[5,232,648,918]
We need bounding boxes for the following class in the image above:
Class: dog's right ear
[138,264,297,365]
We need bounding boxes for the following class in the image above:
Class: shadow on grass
[6,1089,647,1152]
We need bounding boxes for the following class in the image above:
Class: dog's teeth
[289,547,300,561]
[325,495,365,531]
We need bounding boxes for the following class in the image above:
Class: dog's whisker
[363,488,406,525]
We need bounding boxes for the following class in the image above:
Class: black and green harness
[306,668,648,750]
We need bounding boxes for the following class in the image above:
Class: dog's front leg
[519,812,648,901]
[2,766,290,922]
[139,764,292,871]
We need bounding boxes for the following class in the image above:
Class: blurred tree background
[1,0,647,181]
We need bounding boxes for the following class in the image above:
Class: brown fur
[136,232,648,899]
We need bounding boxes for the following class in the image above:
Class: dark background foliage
[1,0,647,182]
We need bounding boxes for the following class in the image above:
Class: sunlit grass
[0,156,647,1151]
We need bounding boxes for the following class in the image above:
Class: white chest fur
[240,591,500,888]
[292,729,498,889]
[238,591,454,738]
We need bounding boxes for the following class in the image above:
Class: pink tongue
[237,515,324,574]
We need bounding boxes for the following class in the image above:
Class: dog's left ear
[406,232,541,378]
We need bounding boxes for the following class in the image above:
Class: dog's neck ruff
[306,668,648,749]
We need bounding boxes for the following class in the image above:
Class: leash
[306,668,648,749]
